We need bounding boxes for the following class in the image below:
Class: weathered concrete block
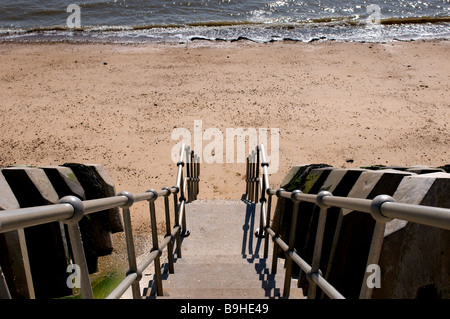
[0,173,34,299]
[373,172,450,299]
[298,168,367,294]
[86,164,123,233]
[62,163,114,257]
[279,164,313,190]
[271,165,334,276]
[326,169,415,299]
[1,167,71,299]
[272,164,331,235]
[280,164,333,192]
[40,165,98,275]
[405,165,445,175]
[41,165,85,200]
[1,166,59,205]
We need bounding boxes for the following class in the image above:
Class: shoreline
[1,20,450,45]
[1,39,449,229]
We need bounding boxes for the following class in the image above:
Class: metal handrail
[246,144,450,299]
[0,143,201,299]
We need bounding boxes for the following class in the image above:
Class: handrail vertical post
[306,213,323,297]
[359,195,395,299]
[173,190,182,258]
[256,147,266,241]
[179,169,185,203]
[245,157,250,198]
[59,196,94,299]
[196,154,200,198]
[147,190,163,296]
[255,146,260,203]
[123,207,141,298]
[185,146,191,203]
[248,153,253,202]
[307,191,332,299]
[250,151,256,202]
[190,151,194,202]
[194,154,198,200]
[67,224,94,299]
[263,192,272,259]
[283,192,301,298]
[258,144,271,258]
[359,221,385,299]
[117,191,141,299]
[257,147,264,234]
[271,189,284,275]
[181,184,188,235]
[175,144,185,247]
[192,155,196,201]
[162,188,175,274]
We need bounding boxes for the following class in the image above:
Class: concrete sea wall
[273,164,450,299]
[0,164,123,299]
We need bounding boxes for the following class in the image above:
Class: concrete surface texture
[132,199,304,299]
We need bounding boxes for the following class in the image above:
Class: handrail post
[359,195,395,299]
[251,152,255,202]
[179,167,185,203]
[185,146,191,203]
[248,151,254,202]
[263,189,273,259]
[172,187,182,258]
[146,190,163,296]
[283,190,302,298]
[181,179,189,237]
[194,154,199,200]
[192,155,196,201]
[162,188,175,274]
[245,157,250,198]
[255,147,266,240]
[190,151,195,202]
[271,188,284,275]
[117,191,141,299]
[258,144,271,258]
[255,146,260,203]
[59,196,94,299]
[196,154,200,198]
[174,144,186,245]
[307,191,332,299]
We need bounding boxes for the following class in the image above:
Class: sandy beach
[0,40,449,233]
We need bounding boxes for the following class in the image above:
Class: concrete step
[143,258,305,299]
[170,254,269,265]
[151,287,284,299]
[146,280,304,299]
[133,199,305,299]
[169,260,270,274]
[163,277,283,290]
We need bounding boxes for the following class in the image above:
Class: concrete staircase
[140,199,304,299]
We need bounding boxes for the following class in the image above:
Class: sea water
[0,0,449,43]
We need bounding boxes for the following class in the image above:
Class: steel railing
[0,143,200,299]
[245,144,450,299]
